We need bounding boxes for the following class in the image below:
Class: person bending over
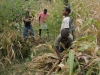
[54,28,73,60]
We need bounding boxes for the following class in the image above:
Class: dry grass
[0,0,100,75]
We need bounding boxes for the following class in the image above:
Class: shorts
[40,23,48,29]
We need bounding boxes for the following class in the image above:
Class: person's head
[43,9,47,14]
[61,28,69,40]
[25,10,30,17]
[66,4,70,9]
[63,7,71,16]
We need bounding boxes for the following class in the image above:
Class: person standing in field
[22,10,34,38]
[38,9,49,37]
[54,7,73,61]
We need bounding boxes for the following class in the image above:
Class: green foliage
[63,0,69,5]
[81,18,94,29]
[0,0,36,24]
[0,0,37,60]
[68,50,74,75]
[95,20,100,30]
[0,0,100,75]
[0,0,24,23]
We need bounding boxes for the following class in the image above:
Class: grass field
[0,0,100,75]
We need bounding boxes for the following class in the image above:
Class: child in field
[22,10,34,38]
[54,7,73,60]
[39,9,49,37]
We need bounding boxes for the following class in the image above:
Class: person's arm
[54,34,62,61]
[39,16,41,25]
[55,46,62,61]
[39,13,41,25]
[39,16,40,22]
[23,18,30,22]
[29,16,34,21]
[23,16,33,22]
[22,17,25,22]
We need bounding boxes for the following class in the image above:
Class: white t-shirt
[60,17,70,31]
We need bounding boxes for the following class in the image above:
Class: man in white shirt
[60,16,70,31]
[54,7,73,61]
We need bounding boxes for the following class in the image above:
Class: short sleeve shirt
[60,17,70,31]
[39,12,49,23]
[54,34,73,47]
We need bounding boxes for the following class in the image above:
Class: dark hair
[61,28,69,38]
[25,10,30,18]
[25,10,30,15]
[44,9,47,14]
[65,7,71,14]
[66,4,70,9]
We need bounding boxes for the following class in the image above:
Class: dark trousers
[39,29,49,37]
[23,26,34,38]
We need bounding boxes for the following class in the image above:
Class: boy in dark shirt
[23,10,34,38]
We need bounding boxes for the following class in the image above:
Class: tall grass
[59,0,100,75]
[0,0,100,75]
